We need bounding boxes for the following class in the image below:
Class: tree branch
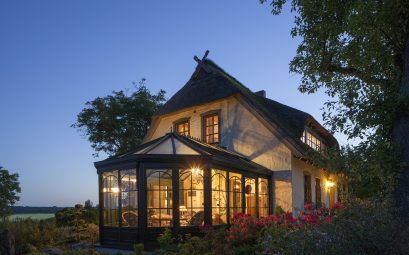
[326,64,390,88]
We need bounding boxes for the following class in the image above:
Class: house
[94,53,340,249]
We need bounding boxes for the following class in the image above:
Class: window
[245,178,256,216]
[211,169,227,225]
[258,178,269,217]
[229,173,242,219]
[315,178,321,207]
[179,169,204,226]
[103,171,119,226]
[304,175,312,205]
[301,130,322,151]
[175,120,189,136]
[203,113,219,145]
[146,169,173,227]
[121,169,138,227]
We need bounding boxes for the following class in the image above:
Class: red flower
[304,203,314,211]
[332,202,343,210]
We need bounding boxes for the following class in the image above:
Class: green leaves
[0,166,21,221]
[72,79,166,157]
[262,0,409,197]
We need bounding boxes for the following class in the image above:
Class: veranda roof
[94,132,272,176]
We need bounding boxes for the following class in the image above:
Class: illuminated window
[175,120,189,136]
[245,178,256,216]
[211,169,227,225]
[258,178,269,217]
[103,171,119,226]
[121,169,138,227]
[203,113,219,145]
[229,172,242,218]
[179,169,204,226]
[147,169,173,227]
[301,130,322,151]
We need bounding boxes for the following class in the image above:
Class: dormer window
[202,112,219,145]
[174,119,190,136]
[301,130,323,151]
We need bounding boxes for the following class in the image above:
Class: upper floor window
[175,119,190,136]
[301,130,322,151]
[202,113,219,145]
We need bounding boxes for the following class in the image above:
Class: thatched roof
[154,58,338,155]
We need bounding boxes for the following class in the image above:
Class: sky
[0,1,346,207]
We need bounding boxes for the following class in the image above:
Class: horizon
[0,1,348,207]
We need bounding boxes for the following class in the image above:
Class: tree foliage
[0,166,21,221]
[72,79,166,157]
[261,0,409,199]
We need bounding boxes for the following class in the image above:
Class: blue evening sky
[0,1,345,207]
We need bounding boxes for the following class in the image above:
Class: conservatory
[94,133,273,249]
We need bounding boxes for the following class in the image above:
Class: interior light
[111,187,119,193]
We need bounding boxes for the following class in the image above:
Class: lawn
[9,213,55,220]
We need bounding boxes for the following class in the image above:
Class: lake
[9,213,55,220]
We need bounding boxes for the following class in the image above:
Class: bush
[134,243,145,255]
[55,207,98,228]
[0,217,99,255]
[153,228,178,255]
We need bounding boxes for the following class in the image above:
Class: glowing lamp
[326,180,335,189]
[111,187,119,193]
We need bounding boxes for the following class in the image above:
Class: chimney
[254,90,266,98]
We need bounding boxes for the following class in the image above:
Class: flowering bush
[226,202,342,246]
[156,199,409,255]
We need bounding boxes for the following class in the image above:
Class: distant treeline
[11,206,70,214]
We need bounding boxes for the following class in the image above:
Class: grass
[9,213,55,220]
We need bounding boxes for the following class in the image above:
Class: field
[9,213,55,220]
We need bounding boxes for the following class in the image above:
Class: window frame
[301,128,325,151]
[174,118,190,136]
[304,174,312,205]
[201,111,220,145]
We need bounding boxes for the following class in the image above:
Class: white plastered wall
[291,156,338,213]
[149,96,292,170]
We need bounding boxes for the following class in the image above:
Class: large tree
[261,0,409,214]
[0,166,21,222]
[72,79,166,156]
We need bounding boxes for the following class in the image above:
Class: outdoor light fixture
[191,167,202,176]
[325,180,335,189]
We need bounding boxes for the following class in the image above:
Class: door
[244,177,256,216]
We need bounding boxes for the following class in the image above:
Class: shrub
[133,243,145,255]
[153,228,178,255]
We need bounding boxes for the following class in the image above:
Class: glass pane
[245,178,256,216]
[179,169,204,226]
[206,116,212,125]
[212,169,227,225]
[213,115,218,124]
[229,172,242,220]
[258,178,269,218]
[147,169,173,228]
[102,171,119,226]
